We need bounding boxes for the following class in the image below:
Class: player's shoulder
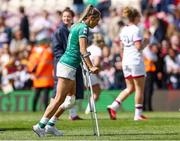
[120,26,129,36]
[80,22,88,31]
[131,25,140,32]
[72,22,87,28]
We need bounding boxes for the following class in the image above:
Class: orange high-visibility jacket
[28,45,54,88]
[144,57,156,72]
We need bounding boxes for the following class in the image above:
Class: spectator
[27,40,54,112]
[31,10,53,43]
[0,15,12,46]
[149,15,167,43]
[170,33,180,53]
[9,26,28,55]
[100,46,115,89]
[73,0,85,15]
[53,10,62,30]
[143,43,158,111]
[111,42,125,89]
[107,7,121,43]
[19,6,30,41]
[96,0,111,18]
[155,43,166,89]
[85,33,104,114]
[0,46,14,94]
[164,47,180,89]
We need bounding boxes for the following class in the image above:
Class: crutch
[81,57,100,137]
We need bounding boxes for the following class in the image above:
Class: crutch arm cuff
[81,52,91,58]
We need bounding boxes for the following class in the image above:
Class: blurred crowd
[0,0,179,95]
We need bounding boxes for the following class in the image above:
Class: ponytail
[78,4,100,22]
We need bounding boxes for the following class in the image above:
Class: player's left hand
[89,66,99,74]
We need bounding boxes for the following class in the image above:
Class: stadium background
[0,0,180,140]
[0,0,179,112]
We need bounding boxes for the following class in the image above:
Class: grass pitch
[0,112,180,140]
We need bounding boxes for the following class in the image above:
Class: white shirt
[120,24,143,65]
[143,46,157,62]
[87,44,102,65]
[31,17,52,41]
[164,54,180,73]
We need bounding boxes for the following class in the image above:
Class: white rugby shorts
[122,63,146,79]
[56,62,76,80]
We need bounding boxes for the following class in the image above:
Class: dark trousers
[114,70,126,90]
[143,72,155,111]
[32,87,51,112]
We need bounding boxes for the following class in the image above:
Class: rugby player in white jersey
[107,6,148,121]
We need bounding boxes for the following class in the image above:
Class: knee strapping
[60,95,76,110]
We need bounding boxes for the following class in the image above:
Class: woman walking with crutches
[32,4,101,137]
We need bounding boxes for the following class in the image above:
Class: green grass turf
[0,112,180,140]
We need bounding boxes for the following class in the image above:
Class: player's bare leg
[45,81,76,136]
[85,84,101,114]
[107,78,134,120]
[133,77,147,121]
[33,78,74,137]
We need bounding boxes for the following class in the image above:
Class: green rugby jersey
[60,22,89,69]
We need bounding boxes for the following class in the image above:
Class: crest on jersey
[83,28,87,34]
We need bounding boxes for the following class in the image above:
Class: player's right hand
[89,66,99,74]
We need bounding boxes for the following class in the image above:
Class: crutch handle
[89,66,99,74]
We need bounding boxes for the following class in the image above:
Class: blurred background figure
[143,43,159,111]
[53,10,62,30]
[0,47,14,94]
[72,0,85,16]
[164,47,180,90]
[170,33,180,53]
[96,0,111,18]
[99,45,115,89]
[0,15,12,47]
[9,26,28,55]
[19,6,30,41]
[85,33,104,114]
[31,10,53,45]
[27,39,54,112]
[111,41,125,90]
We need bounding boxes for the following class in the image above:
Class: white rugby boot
[45,125,63,136]
[32,124,45,137]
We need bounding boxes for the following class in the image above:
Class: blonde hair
[93,33,105,45]
[122,7,140,22]
[78,4,101,22]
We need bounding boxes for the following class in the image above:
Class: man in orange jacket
[28,39,54,111]
[143,43,158,111]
